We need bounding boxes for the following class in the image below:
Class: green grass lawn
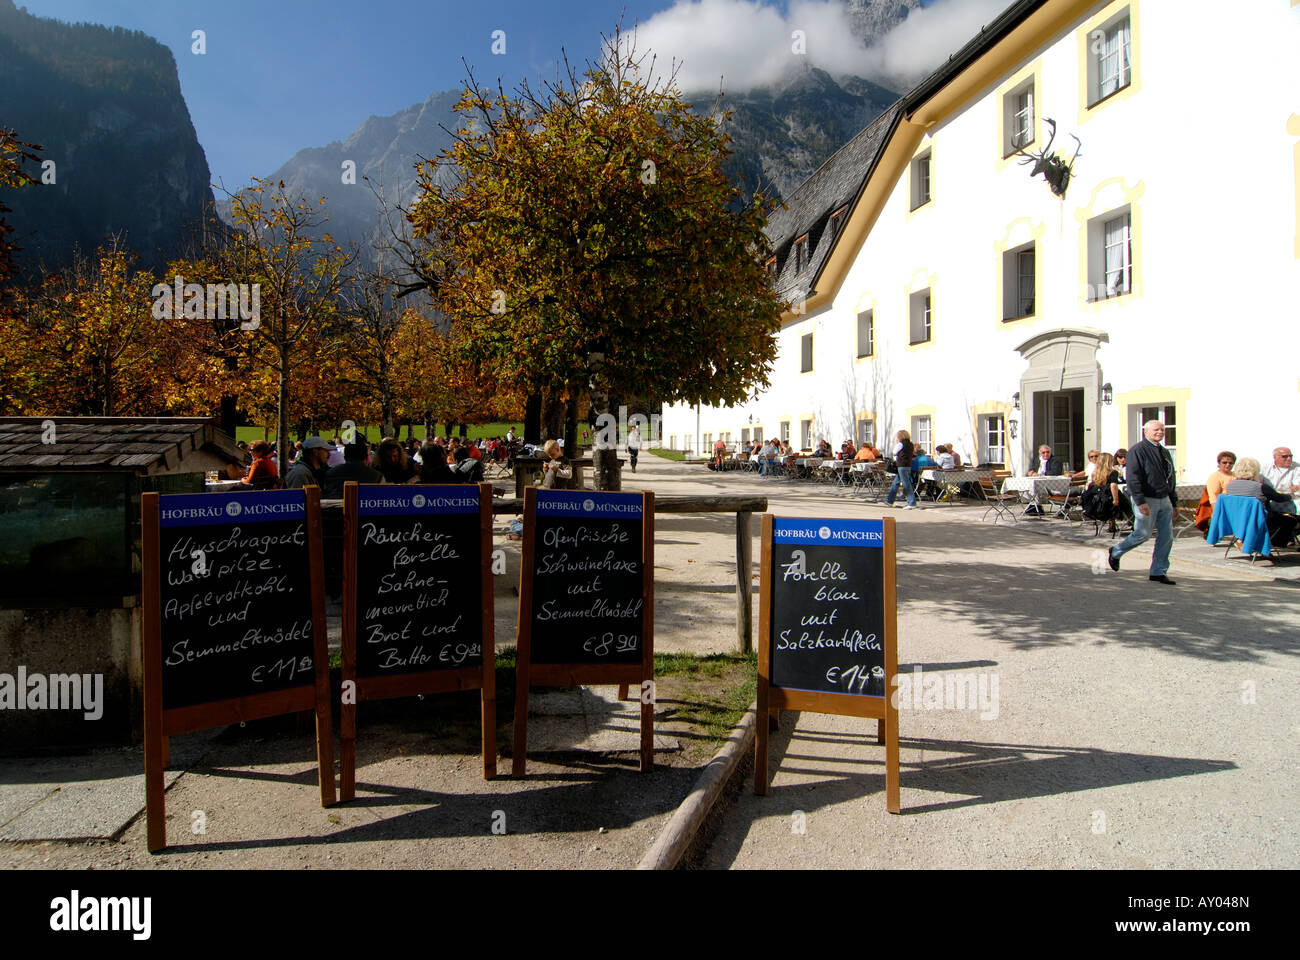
[235,422,523,445]
[648,447,686,462]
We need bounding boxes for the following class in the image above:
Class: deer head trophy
[1014,118,1082,198]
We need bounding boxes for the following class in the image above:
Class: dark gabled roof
[765,0,1049,305]
[0,418,243,473]
[766,102,902,302]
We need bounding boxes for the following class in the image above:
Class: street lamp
[1102,382,1113,405]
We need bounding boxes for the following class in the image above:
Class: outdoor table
[1002,475,1072,517]
[932,469,985,501]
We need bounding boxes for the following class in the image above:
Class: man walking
[627,423,640,473]
[1107,420,1179,584]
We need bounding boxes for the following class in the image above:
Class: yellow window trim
[1115,386,1189,478]
[1289,113,1300,259]
[994,217,1048,330]
[904,273,938,351]
[1077,0,1142,126]
[996,59,1043,171]
[906,140,936,220]
[1074,177,1145,310]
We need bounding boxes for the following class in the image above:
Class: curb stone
[637,702,756,870]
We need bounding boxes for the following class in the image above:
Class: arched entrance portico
[1014,328,1108,472]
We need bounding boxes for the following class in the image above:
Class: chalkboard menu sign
[529,489,646,665]
[155,490,318,708]
[352,486,484,677]
[141,488,335,852]
[756,514,899,812]
[339,482,496,793]
[769,518,887,697]
[513,486,655,776]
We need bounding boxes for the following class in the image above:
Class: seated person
[759,439,777,476]
[1206,451,1236,507]
[1225,457,1298,547]
[283,436,332,489]
[451,445,484,482]
[1261,447,1298,513]
[1070,449,1101,484]
[854,442,881,462]
[242,440,279,489]
[935,444,956,470]
[323,441,383,498]
[1028,444,1065,476]
[540,439,572,489]
[418,441,457,483]
[911,447,938,496]
[376,437,419,485]
[1080,452,1123,523]
[839,440,855,461]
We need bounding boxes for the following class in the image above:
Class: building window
[980,414,1007,466]
[856,310,874,358]
[909,289,932,344]
[703,433,712,452]
[829,205,848,238]
[669,434,676,450]
[793,235,809,273]
[856,418,875,446]
[1088,207,1132,300]
[765,256,777,278]
[780,421,790,444]
[800,419,813,451]
[1088,9,1132,106]
[910,415,932,453]
[1003,78,1034,155]
[1002,242,1035,320]
[910,151,931,210]
[800,332,813,372]
[1135,404,1178,464]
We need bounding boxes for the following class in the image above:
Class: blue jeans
[886,468,916,506]
[1111,495,1174,576]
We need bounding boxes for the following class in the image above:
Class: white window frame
[1087,206,1132,301]
[981,414,1008,466]
[1088,9,1132,106]
[1003,79,1034,156]
[910,416,932,454]
[856,309,874,358]
[1134,404,1178,466]
[780,421,790,444]
[910,151,931,210]
[1002,242,1035,320]
[800,332,813,373]
[856,418,875,447]
[909,289,932,344]
[800,419,813,451]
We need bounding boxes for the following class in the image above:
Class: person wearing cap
[283,436,333,489]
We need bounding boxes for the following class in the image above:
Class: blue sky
[17,0,676,188]
[15,0,981,190]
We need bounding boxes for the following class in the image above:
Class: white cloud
[627,0,1014,94]
[858,0,1012,88]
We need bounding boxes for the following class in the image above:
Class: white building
[663,0,1300,480]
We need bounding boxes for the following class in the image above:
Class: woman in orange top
[243,440,279,488]
[1206,451,1236,506]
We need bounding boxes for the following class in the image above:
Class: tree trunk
[541,392,564,442]
[276,342,291,471]
[524,392,542,444]
[563,391,579,458]
[459,423,468,439]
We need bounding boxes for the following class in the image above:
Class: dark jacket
[1031,455,1064,476]
[283,461,328,490]
[1124,439,1176,507]
[322,461,383,499]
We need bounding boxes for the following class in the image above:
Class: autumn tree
[2,241,225,416]
[222,179,355,465]
[410,29,785,457]
[0,128,40,318]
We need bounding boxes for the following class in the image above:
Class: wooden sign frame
[141,488,336,853]
[339,481,497,800]
[755,513,900,812]
[512,485,655,776]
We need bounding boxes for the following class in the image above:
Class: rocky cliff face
[0,0,215,271]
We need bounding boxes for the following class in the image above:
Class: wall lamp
[1012,391,1020,411]
[1101,382,1113,405]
